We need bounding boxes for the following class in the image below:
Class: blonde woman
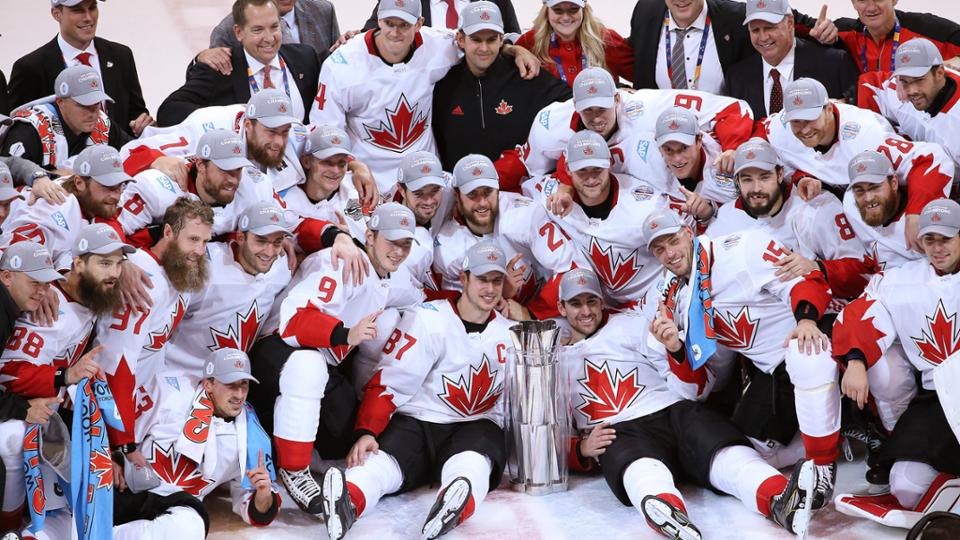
[516,0,633,87]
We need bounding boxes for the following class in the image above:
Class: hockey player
[164,202,294,383]
[94,197,213,472]
[115,348,281,539]
[757,77,955,250]
[644,208,841,510]
[507,67,754,191]
[257,202,423,515]
[832,198,960,528]
[525,130,674,307]
[0,228,129,535]
[321,240,515,540]
[709,138,873,304]
[843,150,953,271]
[1,144,130,270]
[859,38,960,178]
[558,267,817,538]
[432,153,581,319]
[308,0,540,197]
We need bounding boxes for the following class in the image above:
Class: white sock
[709,445,783,515]
[623,458,683,513]
[345,450,403,517]
[440,451,493,507]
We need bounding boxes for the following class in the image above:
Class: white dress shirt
[654,3,724,95]
[281,9,300,44]
[761,40,797,116]
[244,50,305,122]
[57,34,102,79]
[430,0,470,30]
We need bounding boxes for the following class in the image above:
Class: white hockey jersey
[522,88,754,178]
[859,69,960,172]
[1,194,98,270]
[432,192,582,303]
[117,167,284,242]
[273,247,424,365]
[165,242,292,383]
[0,283,95,398]
[122,104,308,193]
[308,28,460,195]
[135,374,280,525]
[356,299,514,436]
[759,103,955,205]
[708,190,871,301]
[564,309,713,431]
[833,259,960,390]
[526,174,679,306]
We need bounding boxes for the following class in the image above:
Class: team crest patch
[840,122,861,140]
[632,184,654,201]
[624,100,644,120]
[538,110,551,129]
[52,211,68,230]
[721,234,741,249]
[635,139,650,162]
[495,100,513,115]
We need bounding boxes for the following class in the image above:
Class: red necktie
[769,69,783,114]
[444,0,458,29]
[75,52,92,66]
[263,66,275,89]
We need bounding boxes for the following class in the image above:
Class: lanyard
[549,33,588,85]
[861,20,901,73]
[247,56,291,98]
[664,14,712,90]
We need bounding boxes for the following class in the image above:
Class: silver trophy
[505,320,569,495]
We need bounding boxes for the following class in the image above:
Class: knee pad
[278,350,331,399]
[890,461,939,510]
[785,341,837,390]
[0,421,25,463]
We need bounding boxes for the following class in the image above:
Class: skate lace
[815,465,835,493]
[283,468,322,500]
[840,427,882,451]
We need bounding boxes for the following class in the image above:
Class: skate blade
[323,468,346,540]
[794,461,815,540]
[420,479,471,540]
[643,498,702,540]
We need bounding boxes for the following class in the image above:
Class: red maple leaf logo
[438,357,503,417]
[857,163,867,173]
[713,307,760,350]
[588,239,643,292]
[832,297,887,362]
[746,151,756,160]
[575,359,644,424]
[910,300,960,366]
[495,99,513,115]
[668,120,679,130]
[587,85,598,95]
[145,295,188,351]
[793,95,804,106]
[208,302,262,353]
[88,450,114,500]
[756,0,766,8]
[362,94,429,153]
[901,54,911,63]
[146,443,213,496]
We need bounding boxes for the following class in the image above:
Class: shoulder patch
[512,197,531,207]
[538,109,551,129]
[721,234,741,250]
[417,302,439,312]
[624,100,644,120]
[51,211,68,230]
[632,183,654,201]
[246,168,266,183]
[291,124,307,143]
[634,139,650,162]
[201,122,216,133]
[840,121,861,140]
[165,377,180,391]
[155,174,177,193]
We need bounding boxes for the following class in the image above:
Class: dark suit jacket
[6,36,148,135]
[726,39,859,119]
[628,0,819,90]
[0,71,8,117]
[209,0,340,64]
[362,0,520,34]
[156,44,320,127]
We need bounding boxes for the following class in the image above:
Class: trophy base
[509,480,568,496]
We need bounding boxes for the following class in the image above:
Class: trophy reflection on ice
[505,320,569,495]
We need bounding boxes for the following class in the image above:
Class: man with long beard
[93,197,214,488]
[0,225,130,535]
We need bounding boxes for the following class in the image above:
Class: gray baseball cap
[643,208,685,249]
[0,242,63,282]
[246,89,298,129]
[734,138,779,175]
[51,0,104,6]
[783,78,829,122]
[461,1,504,35]
[203,348,259,384]
[196,129,253,171]
[74,223,135,257]
[895,38,944,78]
[847,150,895,186]
[566,130,611,171]
[744,0,792,25]
[304,124,353,160]
[238,202,292,236]
[369,202,417,241]
[655,107,699,147]
[378,0,421,24]
[461,239,507,276]
[917,198,960,238]
[559,267,603,302]
[453,154,499,195]
[398,151,446,191]
[573,68,616,112]
[0,163,24,202]
[74,145,131,187]
[544,0,585,6]
[55,65,113,107]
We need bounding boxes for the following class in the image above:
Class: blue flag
[685,237,717,370]
[22,424,46,535]
[242,403,276,490]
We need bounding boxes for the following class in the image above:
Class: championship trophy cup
[505,320,569,495]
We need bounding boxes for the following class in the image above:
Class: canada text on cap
[565,130,611,172]
[304,124,353,160]
[734,138,779,175]
[917,198,960,238]
[238,202,292,236]
[378,0,421,24]
[643,209,685,249]
[196,129,254,171]
[246,89,299,128]
[783,78,829,122]
[894,38,944,78]
[847,150,895,187]
[453,154,499,195]
[55,65,113,107]
[203,348,259,384]
[572,68,616,112]
[369,202,417,241]
[460,1,504,35]
[398,151,446,191]
[461,239,507,276]
[655,107,699,147]
[559,267,603,302]
[73,145,131,187]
